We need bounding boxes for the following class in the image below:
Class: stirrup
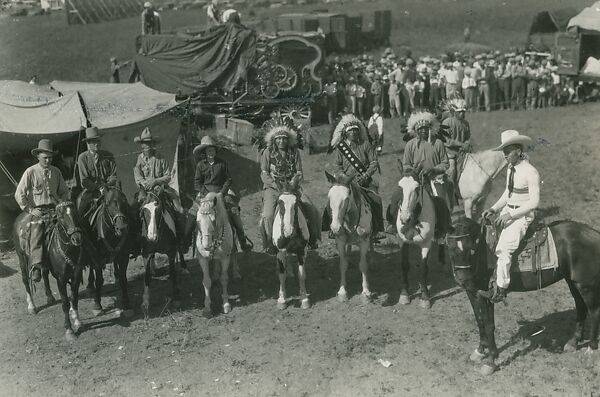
[240,236,254,252]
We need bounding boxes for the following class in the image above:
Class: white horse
[271,192,311,310]
[326,173,373,303]
[395,174,438,309]
[196,192,235,318]
[457,150,506,218]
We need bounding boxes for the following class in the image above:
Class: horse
[393,174,439,309]
[13,201,84,341]
[139,187,183,318]
[326,173,373,303]
[456,150,506,218]
[446,215,600,375]
[84,187,133,318]
[195,192,236,318]
[270,191,311,310]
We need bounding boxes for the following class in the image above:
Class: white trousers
[495,207,533,288]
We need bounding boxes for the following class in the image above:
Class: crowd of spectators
[322,47,600,124]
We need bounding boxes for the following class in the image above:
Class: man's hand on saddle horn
[481,208,496,224]
[29,207,44,218]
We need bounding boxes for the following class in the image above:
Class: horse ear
[325,171,336,184]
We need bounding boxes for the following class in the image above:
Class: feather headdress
[407,111,437,133]
[328,114,368,151]
[444,97,467,113]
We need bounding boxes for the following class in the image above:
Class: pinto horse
[139,187,183,317]
[447,216,600,375]
[456,150,506,219]
[13,201,84,341]
[394,174,439,309]
[196,192,235,318]
[85,188,132,318]
[326,173,373,303]
[271,192,311,310]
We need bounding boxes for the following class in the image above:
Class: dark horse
[13,201,84,341]
[139,187,183,318]
[84,187,133,318]
[446,215,600,375]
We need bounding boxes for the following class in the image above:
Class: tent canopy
[529,8,579,35]
[568,2,600,33]
[132,22,257,95]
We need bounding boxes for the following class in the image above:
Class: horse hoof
[563,342,577,353]
[92,308,103,317]
[46,297,56,306]
[223,302,232,314]
[361,293,373,304]
[65,330,77,342]
[141,304,149,320]
[469,349,486,362]
[27,306,36,315]
[72,320,83,333]
[122,309,135,319]
[478,363,496,376]
[202,307,213,319]
[276,298,287,310]
[419,298,431,309]
[337,292,348,303]
[398,294,411,305]
[301,298,311,310]
[584,346,595,355]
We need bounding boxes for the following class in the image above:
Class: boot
[477,283,507,303]
[238,234,254,252]
[180,215,196,252]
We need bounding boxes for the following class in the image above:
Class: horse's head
[55,201,82,246]
[398,174,420,224]
[277,193,299,238]
[142,190,163,243]
[446,216,481,283]
[196,193,220,251]
[104,187,128,237]
[327,184,351,235]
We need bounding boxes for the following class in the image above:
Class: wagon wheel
[277,66,298,92]
[272,64,288,84]
[279,103,312,126]
[247,83,262,97]
[261,83,280,99]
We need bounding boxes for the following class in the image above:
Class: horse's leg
[142,254,153,319]
[231,248,242,280]
[463,198,474,220]
[298,252,310,309]
[69,268,83,333]
[479,299,498,375]
[42,267,55,306]
[398,243,410,305]
[564,279,588,352]
[178,248,190,276]
[20,254,36,315]
[92,266,104,316]
[221,255,231,314]
[199,257,212,318]
[359,238,372,303]
[578,284,600,351]
[169,252,181,308]
[86,266,95,291]
[57,277,76,341]
[336,238,349,302]
[465,288,489,361]
[276,251,287,310]
[418,246,431,309]
[115,254,133,318]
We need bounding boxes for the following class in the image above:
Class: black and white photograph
[0,0,599,395]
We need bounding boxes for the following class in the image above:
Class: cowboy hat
[193,135,219,156]
[31,139,57,156]
[134,127,158,144]
[82,126,101,142]
[492,130,532,151]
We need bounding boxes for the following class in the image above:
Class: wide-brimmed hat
[134,127,158,144]
[492,130,532,151]
[82,126,101,142]
[31,139,57,156]
[193,135,219,156]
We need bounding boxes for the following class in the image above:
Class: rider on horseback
[330,114,384,237]
[76,127,119,232]
[480,130,540,303]
[184,135,253,252]
[260,124,320,255]
[14,139,70,282]
[388,111,451,238]
[442,98,472,209]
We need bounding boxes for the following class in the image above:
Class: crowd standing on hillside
[322,47,600,124]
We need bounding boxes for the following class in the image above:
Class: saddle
[485,218,558,277]
[16,212,56,261]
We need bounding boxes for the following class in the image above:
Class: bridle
[101,195,128,258]
[51,202,83,268]
[197,198,225,257]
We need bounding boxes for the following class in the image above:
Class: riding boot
[229,210,253,252]
[181,215,196,252]
[477,283,507,303]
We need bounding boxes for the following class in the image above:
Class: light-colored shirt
[15,163,69,210]
[133,152,171,190]
[445,69,459,84]
[491,159,540,219]
[367,113,384,137]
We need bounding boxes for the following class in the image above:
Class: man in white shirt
[480,130,540,303]
[367,105,384,153]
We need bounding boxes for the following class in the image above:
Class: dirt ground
[2,104,600,397]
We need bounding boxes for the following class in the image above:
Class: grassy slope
[0,0,593,84]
